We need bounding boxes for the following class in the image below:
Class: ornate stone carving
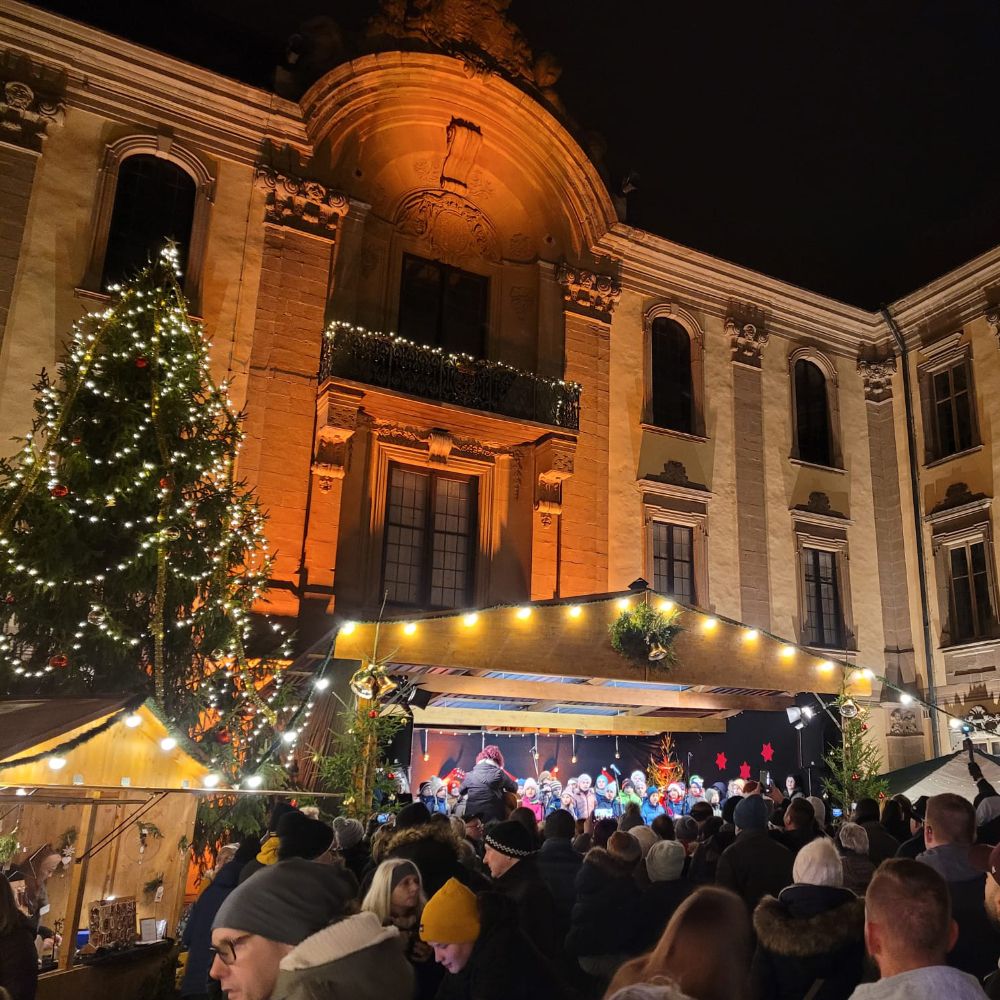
[441,118,482,193]
[428,429,454,465]
[930,482,989,515]
[793,491,846,519]
[534,434,576,526]
[645,461,707,492]
[312,387,363,485]
[556,265,621,318]
[726,305,769,368]
[858,354,897,403]
[367,0,535,85]
[396,189,500,263]
[889,707,920,736]
[255,158,349,238]
[0,76,64,153]
[413,158,438,185]
[358,240,381,279]
[509,286,536,324]
[986,306,1000,349]
[370,419,514,464]
[508,232,534,261]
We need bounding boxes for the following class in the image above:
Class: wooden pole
[60,791,101,971]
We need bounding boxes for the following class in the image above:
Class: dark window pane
[933,362,976,458]
[954,388,973,452]
[398,253,488,357]
[652,521,694,603]
[803,546,843,648]
[650,319,693,433]
[101,155,196,290]
[795,359,832,466]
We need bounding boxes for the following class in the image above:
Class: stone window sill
[925,444,984,469]
[940,635,1000,655]
[640,423,709,444]
[789,457,846,475]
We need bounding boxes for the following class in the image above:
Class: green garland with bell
[608,602,682,667]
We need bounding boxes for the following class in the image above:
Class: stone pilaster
[859,353,917,690]
[728,309,771,629]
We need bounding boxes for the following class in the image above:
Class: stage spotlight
[785,706,814,730]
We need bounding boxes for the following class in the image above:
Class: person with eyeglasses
[210,857,413,1000]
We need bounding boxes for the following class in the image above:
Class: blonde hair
[369,823,395,865]
[361,859,427,925]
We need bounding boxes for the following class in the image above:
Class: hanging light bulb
[245,774,263,789]
[124,714,142,728]
[314,677,330,691]
[48,757,66,771]
[571,734,577,765]
[203,773,220,788]
[614,736,620,760]
[160,737,177,751]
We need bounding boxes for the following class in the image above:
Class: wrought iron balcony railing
[319,325,581,431]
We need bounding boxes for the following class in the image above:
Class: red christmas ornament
[388,772,395,780]
[48,654,68,668]
[368,710,377,718]
[761,742,775,762]
[715,752,728,771]
[878,792,886,800]
[861,724,868,731]
[851,773,860,781]
[4,595,13,604]
[216,730,232,745]
[135,356,148,368]
[72,437,82,444]
[159,475,173,489]
[50,484,68,498]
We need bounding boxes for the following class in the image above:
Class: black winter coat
[860,821,899,866]
[567,848,643,959]
[385,824,481,899]
[493,856,561,957]
[751,884,866,1000]
[436,893,568,1000]
[535,836,582,927]
[838,850,875,896]
[181,859,243,997]
[458,760,517,824]
[639,878,694,950]
[716,829,794,913]
[895,831,925,859]
[0,917,38,1000]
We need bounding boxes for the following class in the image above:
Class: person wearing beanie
[458,746,518,824]
[382,817,482,900]
[629,824,659,861]
[807,795,828,831]
[396,801,432,830]
[641,788,665,825]
[568,829,644,977]
[639,839,693,950]
[210,858,394,1000]
[238,803,300,884]
[521,777,544,822]
[332,816,370,883]
[483,819,560,956]
[276,811,335,863]
[717,793,793,912]
[536,809,582,929]
[674,815,699,851]
[619,803,644,833]
[420,879,568,1000]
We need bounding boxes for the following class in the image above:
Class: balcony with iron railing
[319,324,581,431]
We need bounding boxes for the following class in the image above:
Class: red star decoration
[761,743,775,762]
[715,752,728,771]
[739,761,751,780]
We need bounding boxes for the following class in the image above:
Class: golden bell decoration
[839,697,860,719]
[647,636,667,662]
[375,671,398,698]
[349,666,376,701]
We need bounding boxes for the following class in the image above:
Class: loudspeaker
[389,714,414,768]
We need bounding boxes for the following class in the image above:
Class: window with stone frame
[652,521,695,603]
[802,547,845,648]
[650,318,694,434]
[101,155,196,290]
[382,464,477,610]
[917,337,980,464]
[948,540,995,642]
[794,359,833,467]
[397,253,489,358]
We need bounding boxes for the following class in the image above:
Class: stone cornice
[601,223,883,357]
[0,1,309,166]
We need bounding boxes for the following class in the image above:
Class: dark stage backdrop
[409,709,831,795]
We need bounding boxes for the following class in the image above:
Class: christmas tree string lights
[0,246,303,783]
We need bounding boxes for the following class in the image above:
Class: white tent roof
[886,749,1000,803]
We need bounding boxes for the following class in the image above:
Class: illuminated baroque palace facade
[2,0,1000,766]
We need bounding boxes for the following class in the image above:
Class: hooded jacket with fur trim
[384,822,473,899]
[751,884,866,1000]
[269,911,413,1000]
[567,847,643,958]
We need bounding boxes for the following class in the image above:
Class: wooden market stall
[0,697,211,1000]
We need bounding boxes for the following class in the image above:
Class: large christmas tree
[0,247,296,771]
[822,693,888,812]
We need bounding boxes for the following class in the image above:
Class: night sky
[34,0,1000,308]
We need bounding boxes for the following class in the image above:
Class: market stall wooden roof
[332,589,871,734]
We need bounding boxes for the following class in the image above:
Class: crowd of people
[171,746,1000,1000]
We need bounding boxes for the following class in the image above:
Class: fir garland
[608,603,682,666]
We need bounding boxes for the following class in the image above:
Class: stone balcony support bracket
[533,433,576,527]
[311,385,365,490]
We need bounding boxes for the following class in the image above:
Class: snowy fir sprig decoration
[0,246,304,781]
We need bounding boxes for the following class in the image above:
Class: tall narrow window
[398,254,489,357]
[803,547,844,648]
[950,541,995,642]
[101,155,197,290]
[650,318,693,433]
[383,465,476,609]
[652,522,694,603]
[933,362,974,459]
[794,359,832,467]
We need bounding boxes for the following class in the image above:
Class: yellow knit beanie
[419,878,481,943]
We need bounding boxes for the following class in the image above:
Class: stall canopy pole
[77,793,164,862]
[60,791,100,971]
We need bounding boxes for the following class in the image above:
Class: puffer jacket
[458,759,517,823]
[181,858,242,996]
[567,847,643,959]
[535,836,582,927]
[751,884,866,1000]
[270,911,412,1000]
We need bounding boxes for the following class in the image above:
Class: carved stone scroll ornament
[396,189,500,264]
[0,78,64,153]
[255,164,349,237]
[857,355,897,403]
[986,307,1000,349]
[311,390,363,490]
[534,434,576,528]
[726,315,769,368]
[556,265,621,318]
[441,118,482,193]
[889,707,920,736]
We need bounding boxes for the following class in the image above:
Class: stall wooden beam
[60,791,100,971]
[410,706,725,734]
[415,674,793,712]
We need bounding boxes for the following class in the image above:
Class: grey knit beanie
[213,858,357,945]
[333,816,365,850]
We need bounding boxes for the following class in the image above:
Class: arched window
[101,155,196,289]
[650,317,694,434]
[794,358,832,467]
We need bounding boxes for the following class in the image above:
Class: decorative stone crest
[930,482,989,516]
[311,387,364,488]
[889,707,920,736]
[0,76,64,154]
[645,461,707,492]
[857,354,897,403]
[534,434,576,527]
[556,265,621,318]
[509,286,536,323]
[793,491,846,519]
[255,155,349,238]
[508,232,534,261]
[726,305,769,368]
[396,189,500,263]
[427,429,454,465]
